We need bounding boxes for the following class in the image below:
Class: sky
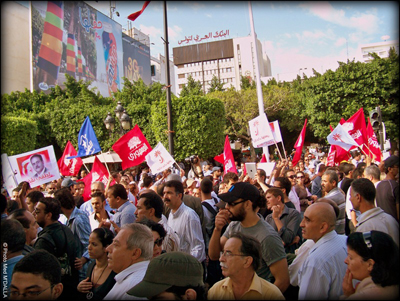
[18,1,399,78]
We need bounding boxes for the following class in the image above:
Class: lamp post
[104,101,132,138]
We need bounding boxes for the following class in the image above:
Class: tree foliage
[180,74,204,97]
[1,116,38,155]
[208,75,225,93]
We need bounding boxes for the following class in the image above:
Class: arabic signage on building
[178,29,230,45]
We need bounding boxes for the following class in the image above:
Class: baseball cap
[165,174,182,182]
[61,177,77,188]
[127,252,204,298]
[218,182,261,204]
[384,155,399,168]
[212,166,221,172]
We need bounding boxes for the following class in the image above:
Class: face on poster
[7,146,61,188]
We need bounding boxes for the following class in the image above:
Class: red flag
[242,162,247,175]
[260,153,267,163]
[57,141,83,176]
[128,1,150,21]
[214,153,224,164]
[292,119,307,167]
[326,145,336,166]
[366,117,382,162]
[342,108,368,152]
[223,135,237,175]
[112,125,152,170]
[81,157,115,202]
[331,121,352,164]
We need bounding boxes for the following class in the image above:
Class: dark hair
[139,192,164,219]
[143,176,153,188]
[352,167,364,179]
[317,164,326,173]
[111,172,120,179]
[230,232,262,271]
[275,176,291,196]
[223,172,239,184]
[91,191,106,202]
[266,187,285,204]
[0,194,7,213]
[137,218,166,239]
[156,183,165,197]
[8,208,30,229]
[92,227,114,247]
[26,191,44,205]
[108,184,128,200]
[347,231,399,287]
[54,187,76,210]
[357,162,367,170]
[1,219,26,253]
[323,170,338,186]
[200,178,213,194]
[164,180,184,196]
[13,249,62,285]
[17,181,31,190]
[163,285,207,300]
[343,163,356,175]
[351,178,376,203]
[39,197,61,221]
[283,169,295,178]
[30,154,43,162]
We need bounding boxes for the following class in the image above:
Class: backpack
[201,197,227,237]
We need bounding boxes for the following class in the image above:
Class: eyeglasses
[288,175,296,179]
[297,176,305,179]
[228,199,247,207]
[220,250,247,258]
[9,285,54,298]
[362,232,373,249]
[154,238,164,247]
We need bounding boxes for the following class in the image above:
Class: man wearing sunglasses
[208,182,290,294]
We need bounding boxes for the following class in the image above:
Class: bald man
[297,202,347,300]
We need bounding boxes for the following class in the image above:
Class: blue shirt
[111,201,137,234]
[1,255,24,294]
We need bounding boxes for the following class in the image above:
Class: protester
[137,218,167,258]
[340,231,399,300]
[7,209,39,254]
[103,223,153,300]
[88,191,114,231]
[25,191,44,213]
[77,227,116,300]
[311,163,326,199]
[127,251,206,300]
[284,169,301,212]
[10,249,63,300]
[208,232,285,300]
[208,182,290,294]
[272,176,296,209]
[294,170,312,217]
[80,181,112,216]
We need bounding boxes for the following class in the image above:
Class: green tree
[180,74,204,97]
[208,75,225,93]
[240,75,256,90]
[1,116,38,155]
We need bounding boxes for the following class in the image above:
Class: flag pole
[280,141,288,160]
[100,151,111,175]
[82,162,90,173]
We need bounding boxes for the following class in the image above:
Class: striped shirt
[325,187,346,234]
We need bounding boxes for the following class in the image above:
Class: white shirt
[167,202,206,262]
[80,199,113,216]
[159,214,180,252]
[289,187,301,212]
[104,260,149,300]
[89,211,114,231]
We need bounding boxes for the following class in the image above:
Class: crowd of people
[1,147,399,300]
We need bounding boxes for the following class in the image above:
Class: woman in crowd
[77,227,116,300]
[340,230,399,300]
[294,171,312,218]
[138,218,167,258]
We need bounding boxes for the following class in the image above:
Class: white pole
[248,1,269,162]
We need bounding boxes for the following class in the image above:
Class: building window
[151,65,156,76]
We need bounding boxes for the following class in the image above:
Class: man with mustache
[208,182,290,294]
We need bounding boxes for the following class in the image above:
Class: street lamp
[104,102,132,137]
[114,101,124,120]
[120,109,132,132]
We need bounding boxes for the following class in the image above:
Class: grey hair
[323,170,338,186]
[91,181,105,191]
[122,223,154,260]
[364,165,381,181]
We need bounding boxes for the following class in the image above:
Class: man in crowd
[10,250,64,300]
[61,177,77,195]
[89,191,114,230]
[7,209,39,254]
[104,223,153,300]
[350,178,399,246]
[80,181,112,216]
[163,180,206,263]
[25,190,44,214]
[208,232,285,300]
[297,202,347,299]
[321,170,346,234]
[208,182,290,294]
[311,163,325,198]
[284,169,301,212]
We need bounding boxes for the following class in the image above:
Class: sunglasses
[288,175,296,179]
[229,199,247,206]
[297,176,305,179]
[154,238,164,247]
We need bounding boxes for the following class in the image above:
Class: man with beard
[208,182,290,294]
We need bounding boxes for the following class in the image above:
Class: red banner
[366,117,382,162]
[128,1,150,21]
[223,135,237,175]
[342,108,368,152]
[57,141,83,176]
[331,120,352,164]
[292,119,307,167]
[112,124,152,170]
[326,145,336,166]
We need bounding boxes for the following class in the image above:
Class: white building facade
[358,40,399,63]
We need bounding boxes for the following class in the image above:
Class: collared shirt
[104,261,149,300]
[325,187,346,234]
[298,231,348,300]
[339,276,399,300]
[112,201,137,234]
[89,210,114,231]
[208,272,285,300]
[265,205,301,250]
[167,202,206,262]
[356,207,399,246]
[80,199,113,216]
[288,239,315,286]
[159,215,180,252]
[289,187,301,212]
[66,207,91,256]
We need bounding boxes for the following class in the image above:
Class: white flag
[145,142,176,174]
[327,124,359,151]
[258,120,283,147]
[249,114,274,148]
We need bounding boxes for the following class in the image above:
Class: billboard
[31,1,124,97]
[122,34,151,86]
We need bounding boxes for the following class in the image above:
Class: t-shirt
[223,216,287,282]
[375,179,399,222]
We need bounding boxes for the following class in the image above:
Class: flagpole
[100,151,111,175]
[248,1,269,162]
[280,142,288,160]
[83,162,90,173]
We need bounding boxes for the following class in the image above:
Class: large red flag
[57,141,83,176]
[331,120,352,164]
[342,108,368,152]
[366,117,382,162]
[326,145,336,166]
[112,124,152,170]
[223,135,237,175]
[80,156,115,202]
[128,1,150,21]
[292,119,307,167]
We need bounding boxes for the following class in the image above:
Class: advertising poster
[7,146,61,188]
[122,34,151,86]
[31,1,123,98]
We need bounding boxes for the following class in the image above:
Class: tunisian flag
[331,120,352,164]
[342,108,368,152]
[223,135,237,175]
[80,157,115,202]
[366,117,382,162]
[292,119,307,167]
[57,141,83,176]
[128,1,150,21]
[112,124,152,170]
